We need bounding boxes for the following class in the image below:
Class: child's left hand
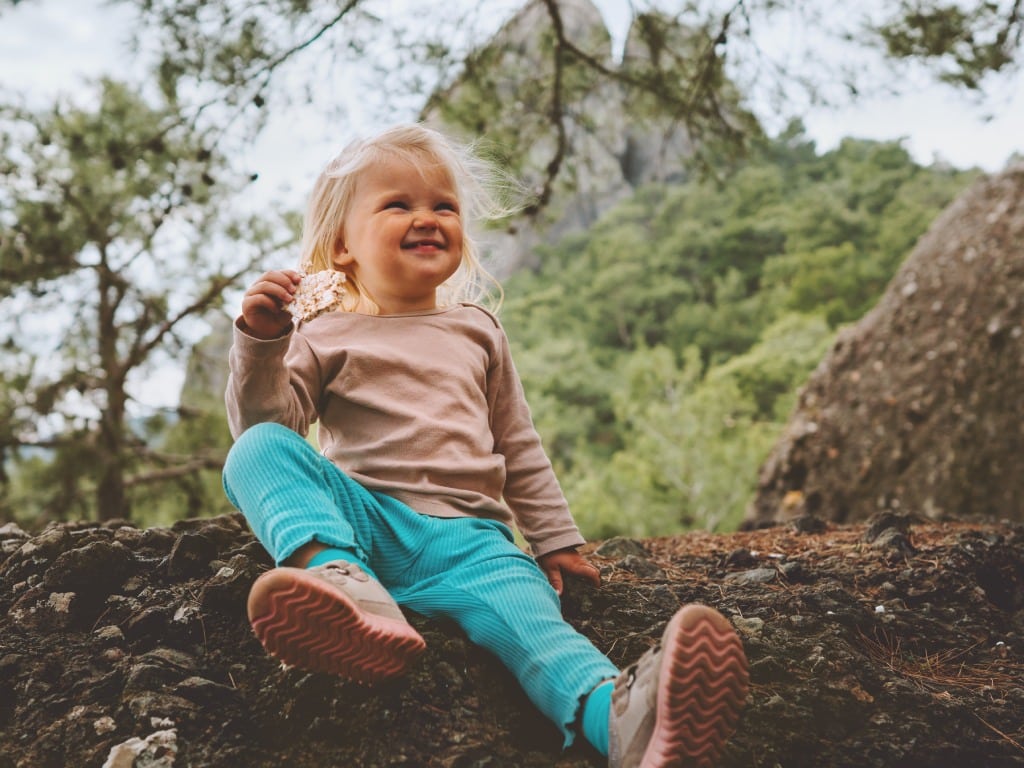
[537,547,602,596]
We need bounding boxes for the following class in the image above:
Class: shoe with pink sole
[608,604,749,767]
[247,561,426,684]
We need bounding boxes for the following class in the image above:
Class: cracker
[288,270,348,321]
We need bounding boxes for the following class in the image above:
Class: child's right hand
[240,269,302,340]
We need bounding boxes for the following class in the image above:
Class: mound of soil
[749,166,1024,527]
[1,513,1022,767]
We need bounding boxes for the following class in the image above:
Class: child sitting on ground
[223,123,748,767]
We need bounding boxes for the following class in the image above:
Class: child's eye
[384,201,409,210]
[436,202,458,213]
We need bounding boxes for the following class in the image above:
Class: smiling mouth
[402,240,445,250]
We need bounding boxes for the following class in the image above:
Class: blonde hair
[299,123,516,314]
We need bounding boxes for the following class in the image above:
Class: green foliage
[128,408,236,529]
[1,79,219,284]
[873,1,1023,89]
[5,444,99,527]
[502,125,978,538]
[711,313,834,423]
[0,79,285,524]
[561,315,833,537]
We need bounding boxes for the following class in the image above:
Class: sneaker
[608,604,749,767]
[246,561,426,684]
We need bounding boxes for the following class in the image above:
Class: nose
[412,210,438,230]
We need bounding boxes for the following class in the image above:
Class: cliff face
[2,513,1022,767]
[425,0,699,278]
[748,166,1024,527]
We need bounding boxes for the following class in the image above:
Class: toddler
[222,123,748,767]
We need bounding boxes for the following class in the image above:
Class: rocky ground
[1,512,1022,767]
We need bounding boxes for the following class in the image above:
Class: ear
[331,235,354,269]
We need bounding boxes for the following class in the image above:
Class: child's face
[332,154,464,314]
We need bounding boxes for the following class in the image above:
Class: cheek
[450,231,465,260]
[446,222,464,245]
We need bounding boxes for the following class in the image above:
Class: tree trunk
[96,261,131,521]
[96,457,128,521]
[96,394,130,521]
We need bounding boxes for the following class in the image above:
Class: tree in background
[128,312,239,524]
[0,80,292,523]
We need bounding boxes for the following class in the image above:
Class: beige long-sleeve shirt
[225,303,585,557]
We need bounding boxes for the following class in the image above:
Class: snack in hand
[288,270,348,321]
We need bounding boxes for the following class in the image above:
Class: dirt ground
[1,512,1022,767]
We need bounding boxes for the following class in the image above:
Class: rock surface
[426,0,700,278]
[2,513,1022,767]
[749,165,1024,527]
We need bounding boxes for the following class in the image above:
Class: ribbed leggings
[222,422,618,745]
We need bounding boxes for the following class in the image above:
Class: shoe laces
[319,561,370,583]
[621,640,662,689]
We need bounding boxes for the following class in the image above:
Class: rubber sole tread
[248,570,425,685]
[643,604,750,767]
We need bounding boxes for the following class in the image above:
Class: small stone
[733,616,765,636]
[93,716,117,735]
[47,592,75,613]
[95,625,126,645]
[726,567,777,585]
[790,515,827,534]
[619,555,665,579]
[102,728,178,768]
[0,522,28,539]
[862,512,914,543]
[594,537,649,559]
[870,528,916,556]
[18,527,71,560]
[725,548,758,568]
[2,539,23,555]
[167,532,219,579]
[779,561,804,580]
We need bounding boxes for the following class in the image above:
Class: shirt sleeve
[486,323,586,557]
[224,318,320,439]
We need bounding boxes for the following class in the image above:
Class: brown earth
[1,512,1022,767]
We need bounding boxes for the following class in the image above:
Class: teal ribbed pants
[222,422,618,745]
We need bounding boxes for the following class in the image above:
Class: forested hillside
[499,125,978,537]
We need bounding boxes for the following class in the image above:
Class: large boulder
[748,165,1024,526]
